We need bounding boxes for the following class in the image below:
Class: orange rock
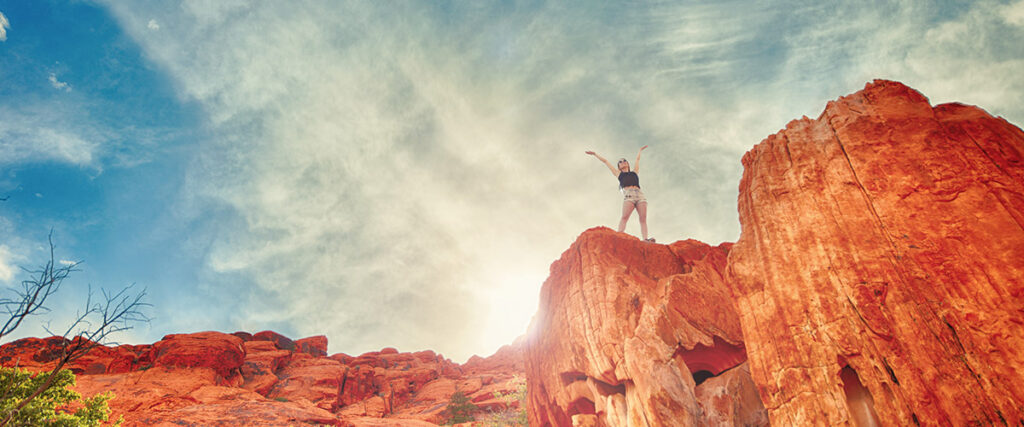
[2,331,525,425]
[524,228,766,426]
[693,362,768,426]
[253,330,297,351]
[150,331,244,380]
[268,354,347,411]
[296,335,329,356]
[240,340,291,395]
[727,79,1024,425]
[0,336,148,375]
[462,336,524,376]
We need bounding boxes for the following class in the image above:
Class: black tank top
[618,171,640,188]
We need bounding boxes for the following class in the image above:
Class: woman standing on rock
[585,145,654,242]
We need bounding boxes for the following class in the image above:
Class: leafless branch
[0,231,79,341]
[0,233,150,426]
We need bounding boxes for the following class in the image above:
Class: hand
[640,145,648,151]
[585,151,595,155]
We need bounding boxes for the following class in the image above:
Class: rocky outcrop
[524,80,1024,426]
[727,80,1024,425]
[524,228,766,426]
[0,331,524,426]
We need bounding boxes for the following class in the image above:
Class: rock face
[0,331,524,426]
[524,228,766,426]
[524,80,1024,426]
[727,80,1024,425]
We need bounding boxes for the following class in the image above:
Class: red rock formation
[727,80,1024,425]
[0,331,525,426]
[150,331,244,379]
[524,228,766,426]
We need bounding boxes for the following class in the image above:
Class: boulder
[252,330,297,351]
[150,331,244,379]
[296,335,329,356]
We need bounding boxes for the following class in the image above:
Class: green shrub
[443,390,478,424]
[479,376,528,427]
[0,366,119,426]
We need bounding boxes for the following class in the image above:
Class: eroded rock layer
[727,80,1024,425]
[525,227,766,426]
[0,331,524,426]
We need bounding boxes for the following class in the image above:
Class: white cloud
[147,19,159,30]
[0,107,100,167]
[48,73,71,92]
[840,1,1024,119]
[1003,0,1024,26]
[0,127,96,166]
[99,1,1024,361]
[0,11,9,42]
[0,245,15,283]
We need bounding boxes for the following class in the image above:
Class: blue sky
[2,0,1023,362]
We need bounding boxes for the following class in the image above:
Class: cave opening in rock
[692,370,714,386]
[674,336,747,379]
[840,365,882,427]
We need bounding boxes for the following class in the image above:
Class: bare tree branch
[0,233,150,426]
[0,231,79,341]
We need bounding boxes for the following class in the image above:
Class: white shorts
[622,187,647,206]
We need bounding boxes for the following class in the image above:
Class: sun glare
[477,271,544,357]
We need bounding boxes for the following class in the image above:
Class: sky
[1,0,1023,362]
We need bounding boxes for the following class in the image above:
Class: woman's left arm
[634,145,648,173]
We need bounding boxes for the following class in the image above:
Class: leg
[618,200,636,233]
[637,201,648,240]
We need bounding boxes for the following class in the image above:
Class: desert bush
[0,366,118,426]
[443,390,478,424]
[479,376,527,427]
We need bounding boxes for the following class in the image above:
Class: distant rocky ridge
[0,331,524,426]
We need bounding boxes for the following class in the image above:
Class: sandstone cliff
[524,80,1024,426]
[728,80,1024,425]
[0,331,524,426]
[524,228,766,426]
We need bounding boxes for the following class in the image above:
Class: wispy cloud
[0,109,98,167]
[147,19,159,30]
[0,245,15,283]
[1003,0,1024,26]
[99,0,1024,361]
[48,73,72,92]
[0,11,9,41]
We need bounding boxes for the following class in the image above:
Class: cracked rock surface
[728,79,1024,425]
[524,227,765,426]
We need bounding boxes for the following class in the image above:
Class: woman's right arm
[585,151,620,176]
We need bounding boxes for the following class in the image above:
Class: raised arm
[585,151,620,176]
[634,145,648,174]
